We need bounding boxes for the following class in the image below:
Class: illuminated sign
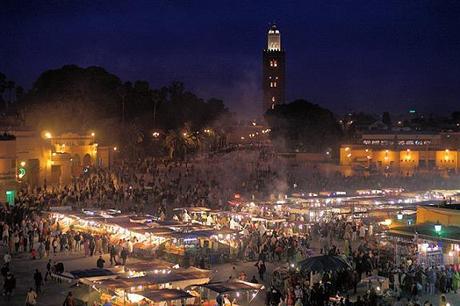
[18,167,26,179]
[6,190,15,206]
[362,140,431,146]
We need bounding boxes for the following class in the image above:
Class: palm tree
[165,130,179,159]
[15,86,24,102]
[6,80,15,106]
[165,127,200,160]
[0,73,7,110]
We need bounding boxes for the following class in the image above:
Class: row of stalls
[388,205,460,267]
[53,259,263,306]
[48,208,242,266]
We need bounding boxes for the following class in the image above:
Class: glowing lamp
[397,212,403,220]
[434,222,442,234]
[381,219,392,226]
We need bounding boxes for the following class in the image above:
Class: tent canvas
[139,289,194,302]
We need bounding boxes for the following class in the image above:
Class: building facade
[340,132,460,176]
[262,24,285,112]
[0,129,112,202]
[0,134,18,202]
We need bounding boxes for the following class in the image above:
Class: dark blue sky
[1,0,460,116]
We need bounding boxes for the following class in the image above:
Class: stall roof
[69,268,115,279]
[200,280,264,293]
[389,223,460,243]
[251,217,286,223]
[160,229,236,239]
[95,267,211,290]
[173,207,211,212]
[132,227,175,235]
[123,260,172,272]
[103,217,150,229]
[140,289,193,302]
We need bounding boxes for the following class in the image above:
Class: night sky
[2,0,460,116]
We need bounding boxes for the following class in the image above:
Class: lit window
[269,82,277,88]
[270,60,278,67]
[273,82,277,87]
[272,96,276,102]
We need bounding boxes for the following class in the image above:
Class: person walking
[25,288,37,306]
[452,269,460,294]
[257,260,266,281]
[63,291,75,306]
[109,245,117,265]
[120,247,128,265]
[33,269,43,294]
[3,252,11,267]
[89,238,95,256]
[44,259,52,281]
[3,272,16,300]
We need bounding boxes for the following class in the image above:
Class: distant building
[0,133,18,203]
[0,129,112,199]
[389,205,460,266]
[262,24,285,112]
[339,132,460,176]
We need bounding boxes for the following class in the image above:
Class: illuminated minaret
[262,24,285,112]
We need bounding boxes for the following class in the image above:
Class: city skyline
[2,1,460,116]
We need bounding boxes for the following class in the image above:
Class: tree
[19,65,123,142]
[165,130,193,160]
[382,112,392,127]
[0,73,7,110]
[18,65,229,158]
[15,86,24,102]
[265,99,342,153]
[452,111,460,123]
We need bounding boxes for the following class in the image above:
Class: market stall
[191,280,264,306]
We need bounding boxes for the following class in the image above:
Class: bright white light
[127,293,144,303]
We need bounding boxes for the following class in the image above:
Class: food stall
[83,267,211,305]
[190,280,264,306]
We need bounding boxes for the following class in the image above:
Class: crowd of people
[0,148,459,306]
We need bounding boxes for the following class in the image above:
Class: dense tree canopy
[18,65,229,146]
[0,72,23,112]
[265,99,342,153]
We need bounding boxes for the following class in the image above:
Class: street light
[434,221,442,234]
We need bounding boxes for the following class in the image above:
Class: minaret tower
[262,24,286,112]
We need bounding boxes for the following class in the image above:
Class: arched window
[83,154,91,167]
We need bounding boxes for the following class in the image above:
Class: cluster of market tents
[53,259,265,305]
